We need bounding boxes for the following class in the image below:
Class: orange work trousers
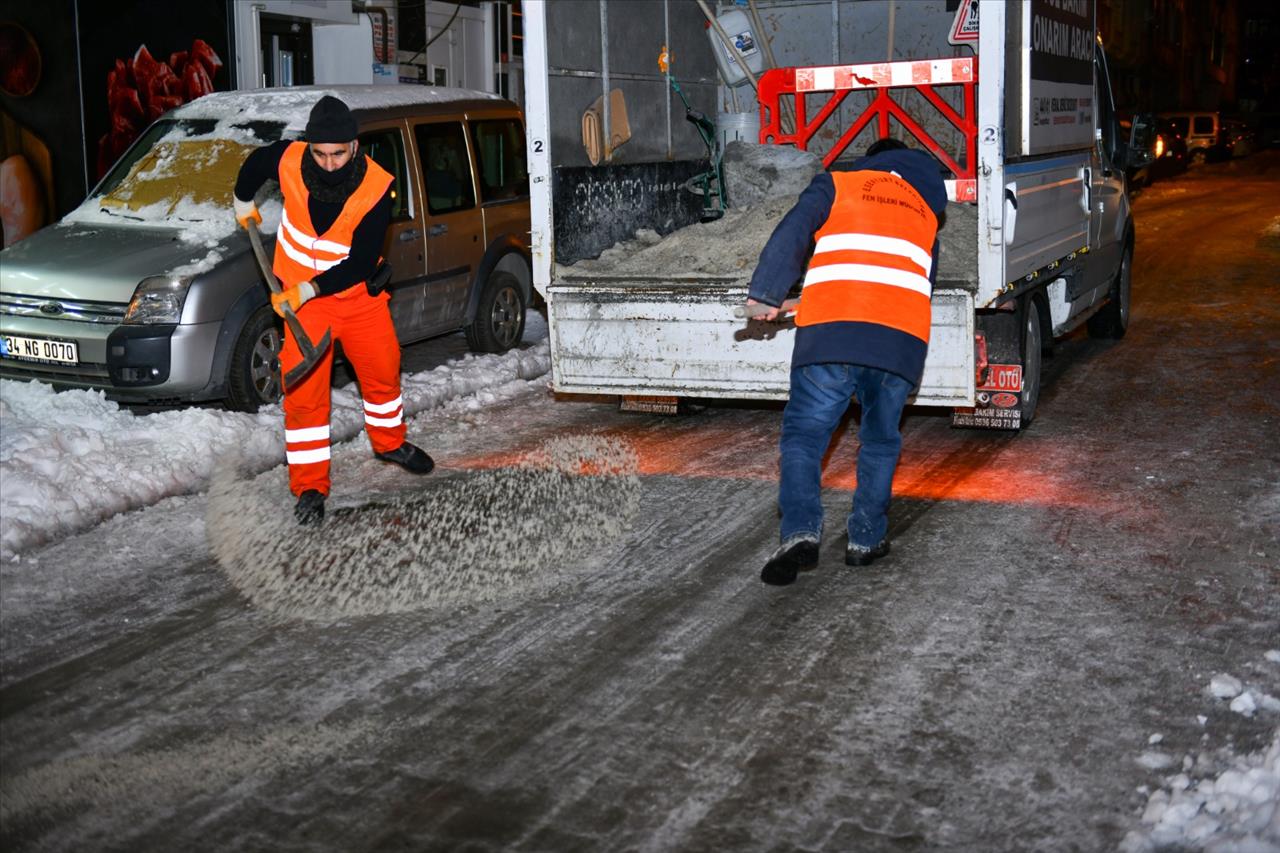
[278,285,405,496]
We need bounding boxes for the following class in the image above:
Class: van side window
[1192,116,1214,136]
[413,122,475,215]
[470,119,529,203]
[359,128,411,221]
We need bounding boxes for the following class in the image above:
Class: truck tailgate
[548,275,975,406]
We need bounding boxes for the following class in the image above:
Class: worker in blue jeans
[746,138,948,585]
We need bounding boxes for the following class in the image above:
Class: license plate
[1,334,79,365]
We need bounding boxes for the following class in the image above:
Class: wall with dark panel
[543,0,720,264]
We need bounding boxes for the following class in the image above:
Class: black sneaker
[295,489,325,526]
[375,441,434,475]
[760,535,820,586]
[845,539,890,567]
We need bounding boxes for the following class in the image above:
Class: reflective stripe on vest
[796,170,938,344]
[272,142,394,288]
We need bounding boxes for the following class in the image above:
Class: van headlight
[124,275,192,324]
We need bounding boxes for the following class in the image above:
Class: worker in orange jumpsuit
[233,95,433,525]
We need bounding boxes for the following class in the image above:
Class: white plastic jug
[708,8,765,88]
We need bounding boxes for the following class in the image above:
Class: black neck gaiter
[301,150,369,204]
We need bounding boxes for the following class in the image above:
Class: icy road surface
[2,154,1279,852]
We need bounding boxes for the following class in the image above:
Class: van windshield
[86,118,290,225]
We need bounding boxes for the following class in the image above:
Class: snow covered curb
[1122,654,1280,852]
[0,341,550,561]
[1123,731,1279,852]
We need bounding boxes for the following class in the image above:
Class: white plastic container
[717,109,761,150]
[708,9,765,88]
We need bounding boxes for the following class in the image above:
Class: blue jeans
[778,363,913,549]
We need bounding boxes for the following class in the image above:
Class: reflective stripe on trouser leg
[340,289,406,454]
[280,298,338,496]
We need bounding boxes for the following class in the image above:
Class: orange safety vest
[273,142,393,289]
[795,169,938,344]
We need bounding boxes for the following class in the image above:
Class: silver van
[0,85,532,410]
[1159,111,1219,163]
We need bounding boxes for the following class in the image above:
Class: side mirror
[1125,113,1157,170]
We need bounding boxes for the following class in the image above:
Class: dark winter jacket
[234,140,392,296]
[747,148,948,385]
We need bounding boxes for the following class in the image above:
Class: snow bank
[1123,731,1280,852]
[0,328,550,561]
[1124,659,1280,852]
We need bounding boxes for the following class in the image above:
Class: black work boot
[375,440,434,474]
[295,489,326,526]
[845,539,890,567]
[760,535,820,586]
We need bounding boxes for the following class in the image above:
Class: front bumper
[0,316,221,401]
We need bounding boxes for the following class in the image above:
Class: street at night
[2,152,1277,851]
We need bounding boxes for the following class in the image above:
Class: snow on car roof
[172,85,506,131]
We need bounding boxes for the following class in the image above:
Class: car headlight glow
[124,275,192,324]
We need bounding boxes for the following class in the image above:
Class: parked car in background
[1148,117,1189,181]
[1123,115,1187,189]
[1220,119,1257,158]
[1160,111,1219,164]
[0,85,532,411]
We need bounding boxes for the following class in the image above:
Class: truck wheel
[1087,244,1131,340]
[465,270,525,353]
[1019,296,1043,428]
[226,306,283,412]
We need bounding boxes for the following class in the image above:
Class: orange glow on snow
[447,419,1095,509]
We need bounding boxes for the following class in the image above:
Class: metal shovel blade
[245,223,332,389]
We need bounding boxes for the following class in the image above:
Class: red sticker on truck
[980,364,1022,392]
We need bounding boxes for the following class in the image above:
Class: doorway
[259,15,313,87]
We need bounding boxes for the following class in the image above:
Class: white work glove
[234,196,261,228]
[271,281,316,317]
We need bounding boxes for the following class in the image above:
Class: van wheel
[1019,296,1043,428]
[1087,244,1131,340]
[227,306,283,412]
[465,270,526,353]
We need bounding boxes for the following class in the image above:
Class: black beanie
[306,95,358,143]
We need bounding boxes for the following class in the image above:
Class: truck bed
[549,144,980,405]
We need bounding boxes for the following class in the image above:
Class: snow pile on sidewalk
[0,329,550,561]
[1122,655,1280,852]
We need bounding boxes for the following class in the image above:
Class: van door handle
[428,223,448,237]
[398,228,421,243]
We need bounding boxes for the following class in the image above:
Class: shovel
[244,223,332,388]
[735,298,800,320]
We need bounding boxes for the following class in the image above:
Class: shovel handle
[735,298,800,319]
[245,223,282,295]
[244,221,332,389]
[245,222,310,336]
